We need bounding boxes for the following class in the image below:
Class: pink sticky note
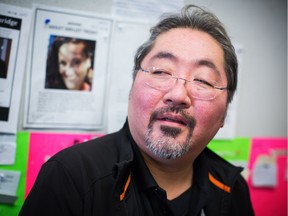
[25,132,103,197]
[248,138,287,216]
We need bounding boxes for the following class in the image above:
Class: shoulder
[204,147,243,179]
[203,148,248,193]
[47,128,132,182]
[203,148,254,215]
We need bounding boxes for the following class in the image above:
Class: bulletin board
[0,1,287,216]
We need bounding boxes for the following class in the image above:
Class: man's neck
[141,151,194,200]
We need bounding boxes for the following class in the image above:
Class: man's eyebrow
[150,51,177,61]
[196,59,221,75]
[150,52,222,74]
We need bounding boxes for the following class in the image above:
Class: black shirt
[130,134,210,216]
[20,121,254,216]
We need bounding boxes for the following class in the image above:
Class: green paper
[208,138,251,162]
[0,132,30,216]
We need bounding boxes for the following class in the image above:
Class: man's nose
[162,78,192,108]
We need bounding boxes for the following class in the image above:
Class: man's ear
[220,105,229,128]
[220,122,224,128]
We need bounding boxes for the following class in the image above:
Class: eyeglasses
[139,66,229,101]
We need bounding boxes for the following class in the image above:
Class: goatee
[144,106,196,159]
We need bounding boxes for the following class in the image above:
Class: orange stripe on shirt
[209,172,231,193]
[120,174,131,201]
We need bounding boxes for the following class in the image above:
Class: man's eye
[151,69,171,77]
[194,78,214,88]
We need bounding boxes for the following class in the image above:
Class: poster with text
[24,4,112,129]
[0,4,31,133]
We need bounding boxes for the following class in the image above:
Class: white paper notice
[252,155,277,187]
[0,141,16,165]
[107,21,151,133]
[112,0,184,22]
[24,4,112,130]
[0,4,32,133]
[215,46,244,139]
[0,170,20,195]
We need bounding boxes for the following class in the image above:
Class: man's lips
[148,106,196,130]
[156,113,189,126]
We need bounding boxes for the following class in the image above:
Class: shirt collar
[125,120,210,194]
[193,149,210,193]
[130,135,158,192]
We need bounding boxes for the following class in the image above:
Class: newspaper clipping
[24,5,112,130]
[0,4,32,133]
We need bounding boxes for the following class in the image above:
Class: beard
[144,106,196,159]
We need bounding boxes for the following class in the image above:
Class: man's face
[128,28,228,161]
[58,42,91,90]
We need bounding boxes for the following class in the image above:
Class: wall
[1,0,287,137]
[187,0,287,137]
[0,1,287,215]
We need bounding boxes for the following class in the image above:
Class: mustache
[148,106,196,129]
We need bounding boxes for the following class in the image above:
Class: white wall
[186,0,287,137]
[1,0,287,137]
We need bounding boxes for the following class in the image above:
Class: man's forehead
[145,29,225,72]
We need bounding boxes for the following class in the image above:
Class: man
[20,5,254,216]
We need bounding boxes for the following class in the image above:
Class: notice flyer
[0,4,32,133]
[24,4,112,129]
[247,138,287,216]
